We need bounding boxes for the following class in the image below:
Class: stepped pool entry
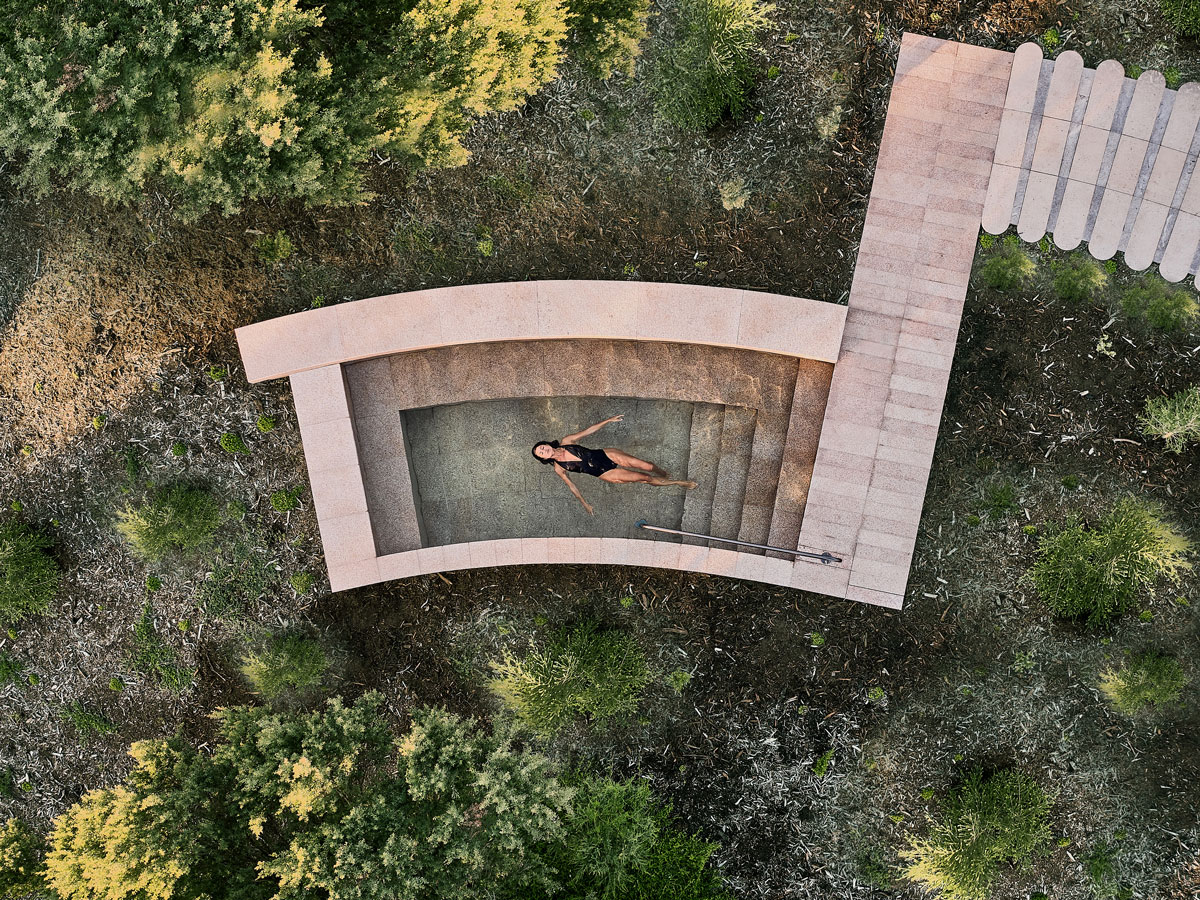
[236,35,1200,608]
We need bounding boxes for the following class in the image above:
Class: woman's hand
[606,414,624,424]
[583,500,595,516]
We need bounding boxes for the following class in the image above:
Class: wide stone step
[679,403,725,545]
[708,405,757,543]
[737,410,789,551]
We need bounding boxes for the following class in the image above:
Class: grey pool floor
[403,397,701,544]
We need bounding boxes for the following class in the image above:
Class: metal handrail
[634,520,842,564]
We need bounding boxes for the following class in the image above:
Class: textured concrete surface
[405,397,696,544]
[236,283,848,382]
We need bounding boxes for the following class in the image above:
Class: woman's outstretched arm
[560,413,623,445]
[554,464,594,516]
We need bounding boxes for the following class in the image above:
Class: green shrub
[0,0,580,218]
[116,484,221,561]
[1141,386,1200,452]
[901,767,1052,900]
[980,243,1036,291]
[812,748,834,776]
[0,521,59,626]
[270,489,298,513]
[1053,254,1107,304]
[565,0,649,77]
[170,441,188,457]
[1086,843,1132,900]
[0,817,46,900]
[652,0,773,130]
[0,652,24,685]
[253,231,294,266]
[240,633,329,700]
[490,623,653,734]
[559,778,660,898]
[129,604,194,693]
[1099,651,1187,714]
[289,572,314,594]
[45,698,574,900]
[981,479,1018,517]
[1119,276,1199,332]
[556,776,729,900]
[666,669,691,693]
[61,702,117,739]
[1162,0,1200,36]
[255,415,276,433]
[1031,499,1191,625]
[219,432,249,454]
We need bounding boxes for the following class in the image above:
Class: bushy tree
[1030,499,1191,625]
[652,0,773,129]
[901,768,1052,900]
[1141,385,1200,452]
[0,0,582,217]
[564,0,649,77]
[0,520,59,626]
[45,739,255,900]
[45,696,576,900]
[0,818,46,900]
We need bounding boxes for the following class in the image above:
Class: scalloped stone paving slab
[983,43,1200,281]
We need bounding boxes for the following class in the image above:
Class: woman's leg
[599,468,696,488]
[603,448,669,477]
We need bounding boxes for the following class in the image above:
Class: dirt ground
[1,1,1198,898]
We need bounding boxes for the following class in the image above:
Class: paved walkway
[984,45,1200,279]
[793,35,1013,608]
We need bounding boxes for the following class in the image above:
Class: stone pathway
[793,35,1013,608]
[984,43,1200,279]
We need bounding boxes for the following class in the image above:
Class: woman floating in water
[532,414,696,516]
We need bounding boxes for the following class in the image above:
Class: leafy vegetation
[61,702,117,739]
[979,240,1036,291]
[0,0,629,217]
[240,632,329,701]
[1118,276,1199,332]
[1162,0,1200,36]
[1030,499,1192,625]
[653,0,773,129]
[1052,254,1107,304]
[1141,386,1200,453]
[0,817,46,900]
[0,520,59,626]
[553,776,729,900]
[1099,651,1188,715]
[128,604,194,693]
[45,696,575,900]
[490,623,653,734]
[116,484,221,561]
[901,767,1052,900]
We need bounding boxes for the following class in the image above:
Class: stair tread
[680,403,725,545]
[708,405,757,542]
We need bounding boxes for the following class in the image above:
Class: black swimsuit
[556,444,618,477]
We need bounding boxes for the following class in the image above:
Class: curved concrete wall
[236,281,849,382]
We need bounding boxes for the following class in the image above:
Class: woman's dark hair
[531,440,559,464]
